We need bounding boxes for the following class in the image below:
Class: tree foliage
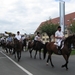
[69,20,75,34]
[40,21,59,38]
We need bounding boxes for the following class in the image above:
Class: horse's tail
[43,42,48,59]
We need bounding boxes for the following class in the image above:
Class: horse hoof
[15,56,16,59]
[18,59,19,62]
[40,58,42,60]
[66,68,68,71]
[34,57,36,59]
[52,65,54,68]
[30,55,32,58]
[61,65,64,68]
[46,63,49,66]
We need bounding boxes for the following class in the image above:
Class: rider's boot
[58,46,61,54]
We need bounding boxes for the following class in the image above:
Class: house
[35,12,75,43]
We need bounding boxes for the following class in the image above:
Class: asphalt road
[0,47,75,75]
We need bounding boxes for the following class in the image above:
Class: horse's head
[64,35,75,49]
[28,40,34,49]
[14,38,18,42]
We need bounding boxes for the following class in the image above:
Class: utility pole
[59,0,65,35]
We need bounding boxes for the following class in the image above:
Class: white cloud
[0,0,75,34]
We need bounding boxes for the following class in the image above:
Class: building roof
[35,12,75,33]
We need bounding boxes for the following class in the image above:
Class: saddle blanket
[54,42,64,49]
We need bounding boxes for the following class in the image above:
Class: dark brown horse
[22,38,27,51]
[0,40,14,54]
[28,40,44,59]
[5,42,14,54]
[13,38,22,61]
[43,35,75,70]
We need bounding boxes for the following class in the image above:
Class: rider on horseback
[55,26,64,54]
[12,31,22,54]
[15,31,22,42]
[33,32,41,49]
[6,33,13,44]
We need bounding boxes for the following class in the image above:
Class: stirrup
[58,50,61,54]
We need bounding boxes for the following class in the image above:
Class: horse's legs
[62,54,69,70]
[19,51,21,59]
[34,50,37,59]
[50,54,54,67]
[46,54,50,65]
[19,51,21,61]
[14,51,16,59]
[12,48,15,54]
[6,48,8,53]
[39,50,41,60]
[25,45,27,52]
[22,45,24,51]
[47,53,54,67]
[25,45,27,51]
[17,51,20,62]
[29,49,32,58]
[9,48,12,54]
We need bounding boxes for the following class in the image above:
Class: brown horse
[5,42,14,54]
[13,38,22,61]
[43,35,75,70]
[22,38,27,51]
[28,40,44,59]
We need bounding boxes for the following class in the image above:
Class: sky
[0,0,75,34]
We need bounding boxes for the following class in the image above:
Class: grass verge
[71,49,75,55]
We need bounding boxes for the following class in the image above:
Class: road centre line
[0,51,33,75]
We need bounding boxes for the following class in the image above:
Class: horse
[0,39,6,49]
[22,38,27,51]
[28,40,44,59]
[13,38,22,61]
[5,41,14,54]
[0,39,13,54]
[43,35,75,70]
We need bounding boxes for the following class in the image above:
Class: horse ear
[72,34,74,36]
[73,34,75,38]
[73,33,75,36]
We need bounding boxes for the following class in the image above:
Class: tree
[39,21,59,41]
[68,20,75,34]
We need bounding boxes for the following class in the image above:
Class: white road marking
[0,51,33,75]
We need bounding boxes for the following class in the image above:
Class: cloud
[0,0,75,34]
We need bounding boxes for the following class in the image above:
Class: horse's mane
[64,35,75,43]
[65,35,72,41]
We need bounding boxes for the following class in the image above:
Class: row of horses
[0,38,27,61]
[0,35,75,70]
[28,35,75,70]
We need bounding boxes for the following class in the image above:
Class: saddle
[54,40,64,54]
